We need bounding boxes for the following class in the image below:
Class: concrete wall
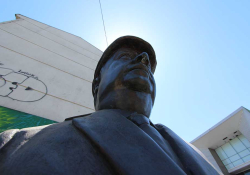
[0,14,102,122]
[196,147,223,174]
[191,107,250,174]
[209,148,230,175]
[240,108,250,142]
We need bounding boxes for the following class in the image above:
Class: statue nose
[135,52,150,66]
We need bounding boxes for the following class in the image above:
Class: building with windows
[191,107,250,175]
[0,14,102,132]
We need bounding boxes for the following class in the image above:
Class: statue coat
[0,109,220,175]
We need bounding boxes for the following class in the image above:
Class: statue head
[92,36,157,118]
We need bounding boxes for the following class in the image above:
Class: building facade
[0,14,102,131]
[191,107,250,175]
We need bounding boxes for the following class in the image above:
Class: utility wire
[98,0,108,47]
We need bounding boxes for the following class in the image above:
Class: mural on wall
[0,62,53,133]
[0,106,57,133]
[0,62,48,102]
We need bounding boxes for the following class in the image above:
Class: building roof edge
[190,106,244,143]
[14,14,103,53]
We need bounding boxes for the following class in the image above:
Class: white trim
[0,18,23,25]
[15,14,103,53]
[191,106,244,143]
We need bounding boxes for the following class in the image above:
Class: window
[215,135,250,171]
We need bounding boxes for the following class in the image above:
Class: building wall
[209,148,230,175]
[240,109,250,142]
[197,147,223,174]
[0,14,102,122]
[191,107,250,174]
[214,134,250,173]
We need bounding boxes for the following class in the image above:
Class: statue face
[95,47,156,117]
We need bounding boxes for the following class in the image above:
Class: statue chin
[123,74,152,94]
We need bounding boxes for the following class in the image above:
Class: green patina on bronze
[0,106,57,133]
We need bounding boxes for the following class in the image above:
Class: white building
[0,14,102,131]
[191,107,250,175]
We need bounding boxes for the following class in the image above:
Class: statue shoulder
[0,129,19,150]
[64,113,93,121]
[0,121,114,175]
[154,123,170,131]
[0,124,50,151]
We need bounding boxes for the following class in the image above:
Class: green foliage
[0,106,57,133]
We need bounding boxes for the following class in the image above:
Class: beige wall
[240,109,250,142]
[191,107,250,174]
[197,147,223,174]
[0,14,102,122]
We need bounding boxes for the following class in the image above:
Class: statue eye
[120,56,130,60]
[119,53,131,60]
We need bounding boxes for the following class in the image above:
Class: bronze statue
[0,36,220,175]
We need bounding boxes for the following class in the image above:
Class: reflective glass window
[239,149,250,158]
[243,155,250,162]
[222,143,236,157]
[215,147,228,160]
[225,163,234,170]
[230,138,246,152]
[238,135,250,148]
[232,159,244,167]
[229,154,240,162]
[222,158,231,166]
[215,134,250,171]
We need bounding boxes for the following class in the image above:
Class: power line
[98,0,108,47]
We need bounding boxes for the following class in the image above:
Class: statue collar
[72,109,186,175]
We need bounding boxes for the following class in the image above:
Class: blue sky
[1,0,250,141]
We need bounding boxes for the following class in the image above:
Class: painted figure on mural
[0,66,47,102]
[0,36,221,175]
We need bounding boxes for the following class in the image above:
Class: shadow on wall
[0,106,57,133]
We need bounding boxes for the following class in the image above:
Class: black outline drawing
[0,66,48,102]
